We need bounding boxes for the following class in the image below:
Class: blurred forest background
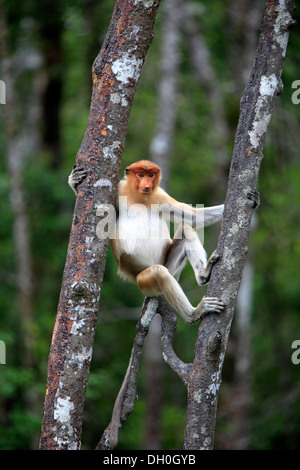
[0,0,300,450]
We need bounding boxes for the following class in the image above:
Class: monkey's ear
[125,168,130,175]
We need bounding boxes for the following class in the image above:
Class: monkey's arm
[170,203,224,227]
[161,190,259,227]
[155,188,224,228]
[68,165,87,194]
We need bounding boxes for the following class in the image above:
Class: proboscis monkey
[69,160,226,323]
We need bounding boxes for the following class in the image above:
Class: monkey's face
[126,161,161,196]
[135,171,157,194]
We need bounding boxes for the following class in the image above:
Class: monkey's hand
[68,164,87,195]
[247,190,260,209]
[193,296,225,322]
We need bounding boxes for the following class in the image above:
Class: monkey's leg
[180,225,220,286]
[164,235,187,280]
[165,224,219,286]
[137,265,194,322]
[137,265,224,323]
[165,224,206,280]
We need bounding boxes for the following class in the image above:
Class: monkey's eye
[138,173,144,178]
[148,173,154,178]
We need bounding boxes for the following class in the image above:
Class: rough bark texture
[184,0,295,450]
[217,0,262,448]
[40,0,160,450]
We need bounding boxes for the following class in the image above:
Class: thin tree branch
[96,298,159,450]
[158,297,192,386]
[96,295,193,450]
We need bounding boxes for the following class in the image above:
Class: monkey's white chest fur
[117,204,171,267]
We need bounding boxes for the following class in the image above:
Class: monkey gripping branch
[40,0,295,451]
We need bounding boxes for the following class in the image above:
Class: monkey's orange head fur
[125,160,161,195]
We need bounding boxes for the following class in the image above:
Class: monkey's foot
[68,164,87,194]
[192,296,225,322]
[208,251,220,264]
[198,251,220,286]
[247,190,260,209]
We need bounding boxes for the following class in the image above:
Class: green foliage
[1,0,300,450]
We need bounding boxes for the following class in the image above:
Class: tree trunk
[40,0,160,450]
[216,0,263,449]
[184,0,295,450]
